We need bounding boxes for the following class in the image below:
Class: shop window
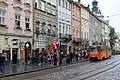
[13,39,18,45]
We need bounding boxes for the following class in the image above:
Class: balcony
[24,29,31,35]
[0,0,8,6]
[0,24,8,33]
[77,38,82,43]
[24,2,31,10]
[13,0,22,7]
[14,26,23,34]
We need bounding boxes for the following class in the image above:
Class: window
[81,31,83,38]
[42,28,45,33]
[59,23,61,33]
[63,25,65,36]
[41,1,45,11]
[15,15,20,27]
[59,0,61,6]
[66,2,67,9]
[62,0,64,7]
[0,11,6,25]
[69,26,71,34]
[66,26,68,34]
[48,29,51,34]
[85,32,86,39]
[52,6,56,15]
[76,31,78,38]
[48,25,51,34]
[24,0,31,3]
[25,17,30,30]
[35,2,37,8]
[47,4,51,13]
[13,39,18,45]
[69,3,71,10]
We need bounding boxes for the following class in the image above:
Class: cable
[109,20,119,32]
[105,14,120,17]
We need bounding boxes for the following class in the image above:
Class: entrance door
[12,48,18,64]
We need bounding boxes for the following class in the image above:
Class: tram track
[16,58,120,80]
[67,58,120,80]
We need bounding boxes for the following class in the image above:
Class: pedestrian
[59,52,64,65]
[53,53,57,66]
[39,51,44,65]
[27,55,31,65]
[47,53,51,65]
[0,53,5,74]
[70,52,73,62]
[76,53,79,61]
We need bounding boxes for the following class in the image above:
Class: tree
[109,27,118,50]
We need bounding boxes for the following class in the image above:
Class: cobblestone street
[1,55,118,80]
[1,55,120,80]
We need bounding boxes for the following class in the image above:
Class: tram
[89,45,112,61]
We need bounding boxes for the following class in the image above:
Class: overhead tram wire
[105,14,120,18]
[104,13,120,32]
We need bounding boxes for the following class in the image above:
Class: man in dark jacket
[53,53,57,66]
[0,53,5,73]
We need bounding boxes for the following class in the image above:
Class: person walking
[27,55,31,65]
[0,53,5,74]
[53,53,57,66]
[47,54,51,65]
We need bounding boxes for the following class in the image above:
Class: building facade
[88,9,99,46]
[34,0,58,52]
[58,0,72,54]
[115,33,120,51]
[0,0,33,64]
[81,4,89,50]
[105,23,110,46]
[101,21,105,44]
[72,1,81,53]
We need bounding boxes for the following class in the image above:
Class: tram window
[97,46,101,52]
[91,48,97,52]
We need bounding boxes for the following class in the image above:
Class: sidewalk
[0,58,87,77]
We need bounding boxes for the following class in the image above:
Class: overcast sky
[74,0,120,33]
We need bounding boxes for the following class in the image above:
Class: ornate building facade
[34,0,58,52]
[81,4,89,50]
[0,0,33,64]
[72,1,81,53]
[58,0,72,54]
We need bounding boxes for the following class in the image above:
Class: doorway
[12,48,18,64]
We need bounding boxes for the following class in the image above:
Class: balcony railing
[0,24,8,33]
[14,0,22,4]
[77,38,82,43]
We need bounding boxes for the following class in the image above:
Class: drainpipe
[32,0,35,55]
